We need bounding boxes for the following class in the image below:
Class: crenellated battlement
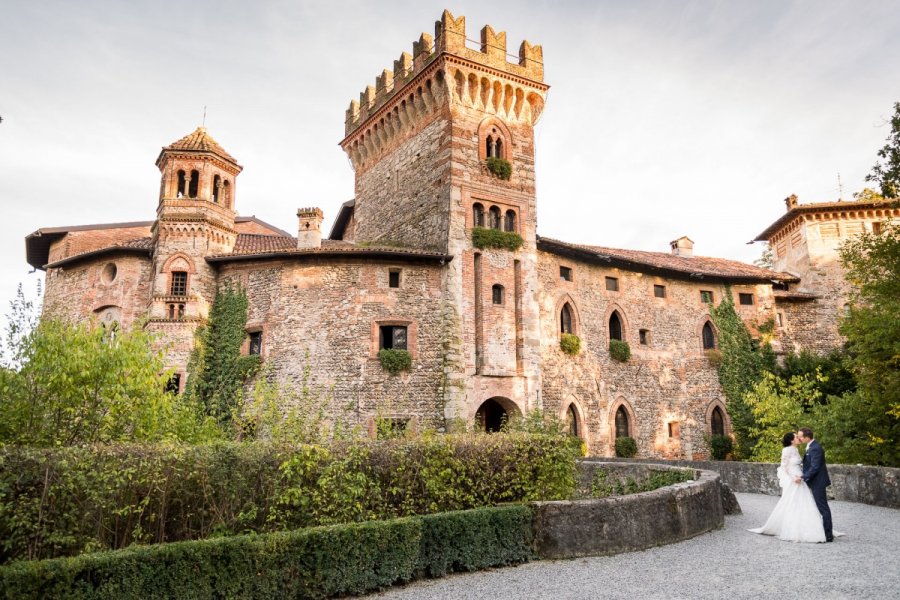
[344,10,544,138]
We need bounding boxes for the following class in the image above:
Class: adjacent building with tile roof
[24,11,878,458]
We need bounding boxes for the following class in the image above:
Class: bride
[748,432,827,543]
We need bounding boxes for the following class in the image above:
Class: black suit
[802,440,833,540]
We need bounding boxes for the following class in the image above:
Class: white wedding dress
[748,446,826,543]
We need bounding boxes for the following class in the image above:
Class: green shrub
[0,435,576,563]
[590,467,693,498]
[704,349,723,367]
[471,227,524,251]
[378,348,412,374]
[708,434,734,460]
[609,339,631,362]
[485,157,512,180]
[614,436,638,458]
[559,333,581,355]
[0,506,532,600]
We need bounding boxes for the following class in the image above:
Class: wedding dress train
[748,445,828,543]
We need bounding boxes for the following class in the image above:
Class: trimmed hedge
[609,339,631,362]
[0,435,576,563]
[0,505,533,600]
[614,436,638,458]
[559,333,581,356]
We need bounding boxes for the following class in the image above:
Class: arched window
[609,311,623,341]
[492,284,504,305]
[188,170,199,198]
[222,180,231,207]
[504,210,516,233]
[495,137,503,159]
[212,174,221,203]
[177,170,186,198]
[473,203,485,227]
[711,406,725,436]
[566,404,578,437]
[560,302,573,334]
[615,405,629,439]
[702,321,716,350]
[489,206,502,230]
[486,135,495,158]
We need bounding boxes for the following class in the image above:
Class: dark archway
[566,403,579,437]
[609,311,623,341]
[711,406,725,436]
[475,397,514,433]
[702,321,716,350]
[615,405,629,438]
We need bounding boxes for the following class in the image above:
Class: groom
[795,427,834,542]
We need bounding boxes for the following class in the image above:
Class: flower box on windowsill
[378,348,412,374]
[471,227,523,251]
[485,157,512,180]
[560,333,581,356]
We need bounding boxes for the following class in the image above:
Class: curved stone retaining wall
[531,462,725,559]
[596,457,900,509]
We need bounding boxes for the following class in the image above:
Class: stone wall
[598,457,900,509]
[536,250,775,458]
[43,254,153,331]
[46,225,151,264]
[219,257,449,431]
[532,461,725,559]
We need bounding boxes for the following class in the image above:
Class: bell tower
[339,11,548,426]
[147,127,243,368]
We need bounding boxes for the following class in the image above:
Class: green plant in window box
[485,157,512,180]
[704,349,723,366]
[708,434,734,460]
[559,333,581,356]
[614,436,638,458]
[609,339,631,362]
[471,227,524,251]
[379,348,412,374]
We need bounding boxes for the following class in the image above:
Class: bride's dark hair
[782,432,795,447]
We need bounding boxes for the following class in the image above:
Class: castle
[24,11,898,457]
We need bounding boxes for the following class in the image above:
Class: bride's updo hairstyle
[782,432,795,447]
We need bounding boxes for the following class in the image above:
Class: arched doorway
[475,397,518,433]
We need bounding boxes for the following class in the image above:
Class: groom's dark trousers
[802,440,833,540]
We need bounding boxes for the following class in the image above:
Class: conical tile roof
[163,127,238,164]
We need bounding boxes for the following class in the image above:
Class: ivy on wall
[471,227,524,251]
[185,285,260,425]
[709,287,774,458]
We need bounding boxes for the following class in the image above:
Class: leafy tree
[816,221,900,466]
[184,285,260,425]
[0,295,216,445]
[753,245,774,269]
[744,371,820,462]
[866,101,900,198]
[775,349,856,403]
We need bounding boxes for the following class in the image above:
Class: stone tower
[339,10,548,425]
[148,127,243,372]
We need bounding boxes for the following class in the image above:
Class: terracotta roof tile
[774,290,820,301]
[538,236,797,282]
[164,127,238,164]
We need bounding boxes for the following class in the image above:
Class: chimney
[297,207,324,249]
[670,236,694,257]
[784,194,799,211]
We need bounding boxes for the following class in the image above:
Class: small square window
[739,293,754,306]
[560,266,573,282]
[605,277,619,292]
[700,290,714,303]
[170,271,188,296]
[872,222,883,235]
[379,325,408,350]
[492,284,504,305]
[653,285,666,298]
[388,270,401,288]
[165,373,181,395]
[639,329,650,345]
[248,331,262,355]
[668,422,680,439]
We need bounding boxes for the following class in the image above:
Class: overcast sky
[1,0,898,322]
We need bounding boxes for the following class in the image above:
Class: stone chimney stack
[297,207,324,249]
[784,194,799,211]
[670,236,694,257]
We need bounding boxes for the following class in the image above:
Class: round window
[101,262,118,283]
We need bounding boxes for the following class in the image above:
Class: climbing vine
[185,284,260,425]
[709,287,773,458]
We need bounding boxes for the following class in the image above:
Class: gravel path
[366,493,899,599]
